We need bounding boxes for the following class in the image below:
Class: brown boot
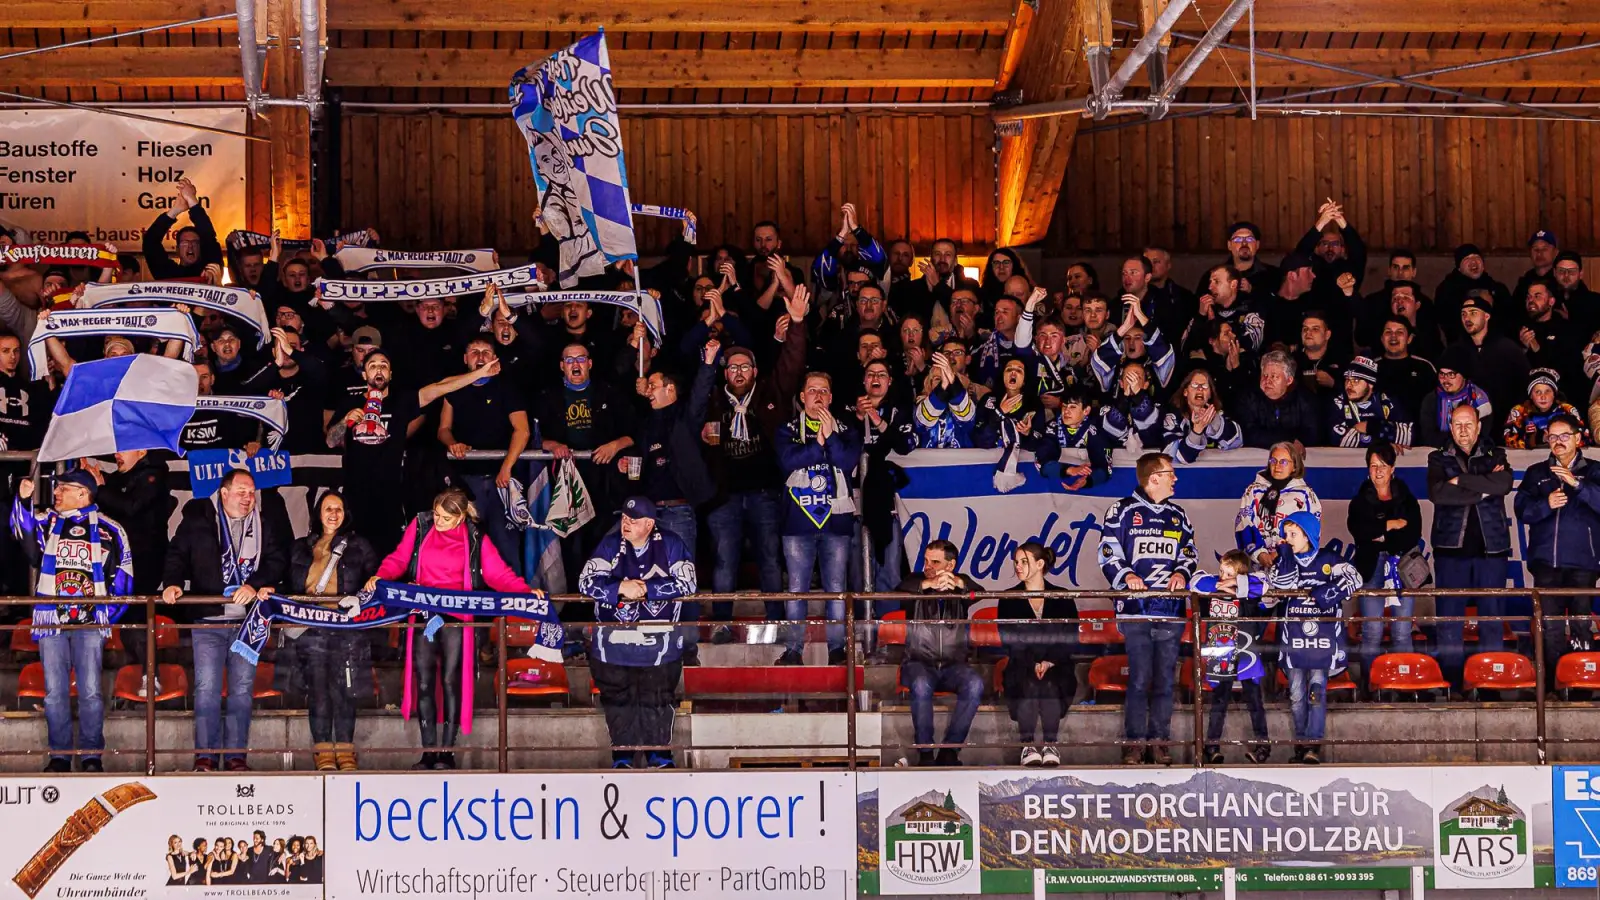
[312,743,337,771]
[334,743,358,771]
[1121,744,1145,765]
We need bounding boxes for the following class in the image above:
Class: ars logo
[883,789,975,887]
[1438,784,1530,882]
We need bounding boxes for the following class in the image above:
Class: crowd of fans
[1,180,1598,772]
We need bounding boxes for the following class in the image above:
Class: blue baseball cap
[621,496,657,520]
[1529,229,1558,248]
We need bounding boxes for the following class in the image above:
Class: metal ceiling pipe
[235,0,262,116]
[1148,0,1254,119]
[298,0,324,118]
[1096,0,1192,112]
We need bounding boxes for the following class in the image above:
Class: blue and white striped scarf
[13,500,131,637]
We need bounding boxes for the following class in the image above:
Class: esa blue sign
[187,448,292,497]
[1554,766,1600,887]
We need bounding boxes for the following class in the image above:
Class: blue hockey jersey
[1268,512,1361,670]
[579,528,697,667]
[1099,491,1199,618]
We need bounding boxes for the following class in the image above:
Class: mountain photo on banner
[509,31,637,287]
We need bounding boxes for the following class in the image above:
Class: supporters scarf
[507,289,666,343]
[81,282,270,348]
[18,502,130,638]
[333,247,499,274]
[216,494,263,590]
[196,396,289,447]
[231,581,564,665]
[225,229,373,254]
[315,263,545,302]
[992,415,1027,494]
[2,245,118,268]
[352,389,388,444]
[27,308,199,378]
[630,204,696,244]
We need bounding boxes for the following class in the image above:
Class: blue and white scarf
[231,581,564,665]
[216,495,262,590]
[81,282,270,349]
[993,416,1026,494]
[315,263,545,302]
[225,229,373,254]
[27,307,199,378]
[14,500,131,637]
[333,247,500,274]
[630,204,696,244]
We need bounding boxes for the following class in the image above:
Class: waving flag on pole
[37,355,199,462]
[509,30,638,287]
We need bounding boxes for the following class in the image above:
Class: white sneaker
[1020,746,1043,767]
[1041,745,1060,767]
[137,674,161,698]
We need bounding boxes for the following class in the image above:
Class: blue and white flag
[187,447,293,497]
[510,31,638,287]
[80,281,270,348]
[37,355,199,461]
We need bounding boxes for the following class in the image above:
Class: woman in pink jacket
[368,487,530,769]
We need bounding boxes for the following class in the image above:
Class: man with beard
[746,221,804,339]
[1111,256,1155,326]
[1513,229,1561,308]
[1356,251,1428,351]
[1196,222,1277,300]
[142,177,223,280]
[1436,244,1513,343]
[206,325,257,395]
[538,341,634,588]
[1183,264,1265,358]
[1293,198,1368,313]
[541,300,616,381]
[1554,252,1600,338]
[1374,317,1438,419]
[811,203,886,300]
[323,326,384,422]
[881,240,915,297]
[972,293,1036,390]
[438,337,533,568]
[1518,276,1584,396]
[326,349,494,551]
[240,326,329,454]
[1449,291,1530,422]
[702,289,811,639]
[891,238,978,324]
[1328,356,1413,448]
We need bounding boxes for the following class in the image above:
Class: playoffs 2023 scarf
[231,580,564,665]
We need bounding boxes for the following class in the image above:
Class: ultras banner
[859,766,1554,894]
[892,447,1552,591]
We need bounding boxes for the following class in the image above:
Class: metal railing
[0,587,1593,772]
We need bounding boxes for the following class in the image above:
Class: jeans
[1122,619,1183,742]
[901,660,984,751]
[655,505,701,650]
[1287,668,1329,742]
[1433,555,1507,689]
[783,532,853,653]
[1531,563,1598,690]
[38,629,106,760]
[299,628,371,744]
[192,627,258,763]
[1359,560,1415,666]
[459,472,523,576]
[706,489,784,620]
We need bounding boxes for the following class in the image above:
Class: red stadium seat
[10,624,38,655]
[505,658,570,699]
[222,662,282,701]
[113,664,188,705]
[1087,655,1130,697]
[1556,653,1600,696]
[1463,652,1537,694]
[970,607,1001,648]
[1367,653,1450,696]
[1078,609,1124,645]
[878,610,906,646]
[18,662,67,702]
[1273,668,1358,694]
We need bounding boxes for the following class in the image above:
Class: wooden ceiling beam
[329,0,1015,32]
[325,48,1002,88]
[996,0,1096,246]
[1143,46,1600,88]
[0,48,239,87]
[7,0,238,29]
[1110,0,1600,33]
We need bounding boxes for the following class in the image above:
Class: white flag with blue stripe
[509,30,638,287]
[37,355,199,462]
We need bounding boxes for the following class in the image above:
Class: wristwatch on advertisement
[13,782,157,898]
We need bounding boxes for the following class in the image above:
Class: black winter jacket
[161,491,292,621]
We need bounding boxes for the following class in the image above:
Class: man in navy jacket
[1513,413,1600,691]
[1099,452,1198,765]
[579,496,697,769]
